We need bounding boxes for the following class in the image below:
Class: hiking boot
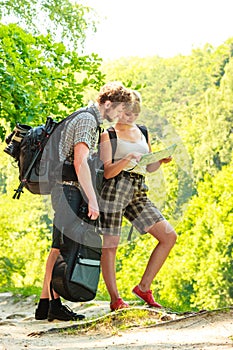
[35,306,49,320]
[47,304,85,322]
[132,285,162,308]
[35,299,49,320]
[110,298,129,312]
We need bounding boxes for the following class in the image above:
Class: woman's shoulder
[103,127,117,139]
[101,129,111,141]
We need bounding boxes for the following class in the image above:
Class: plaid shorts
[99,171,164,236]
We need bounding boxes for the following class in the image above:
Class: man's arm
[73,142,99,220]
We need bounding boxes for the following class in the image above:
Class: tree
[156,164,233,310]
[0,23,105,139]
[0,0,97,50]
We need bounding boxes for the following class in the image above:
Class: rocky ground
[0,292,233,349]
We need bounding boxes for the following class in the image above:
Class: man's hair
[96,81,133,105]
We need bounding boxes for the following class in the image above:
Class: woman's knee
[148,220,177,246]
[168,229,177,246]
[102,235,120,249]
[158,228,177,247]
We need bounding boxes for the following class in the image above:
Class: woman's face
[119,111,139,125]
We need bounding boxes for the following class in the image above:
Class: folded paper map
[136,143,177,167]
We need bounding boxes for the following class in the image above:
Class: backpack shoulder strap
[62,106,103,146]
[107,126,117,163]
[78,106,101,126]
[137,124,149,143]
[61,106,100,126]
[106,124,149,163]
[81,106,104,144]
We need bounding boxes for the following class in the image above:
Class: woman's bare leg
[101,235,121,304]
[138,220,177,291]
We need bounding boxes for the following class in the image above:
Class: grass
[0,286,40,298]
[56,308,163,336]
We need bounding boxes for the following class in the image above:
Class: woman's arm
[100,131,142,179]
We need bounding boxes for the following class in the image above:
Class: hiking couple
[35,82,177,321]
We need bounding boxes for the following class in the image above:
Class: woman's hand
[126,152,142,163]
[159,156,173,164]
[147,156,173,173]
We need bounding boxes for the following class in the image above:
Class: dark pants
[51,184,83,248]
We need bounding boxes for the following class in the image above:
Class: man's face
[103,102,124,122]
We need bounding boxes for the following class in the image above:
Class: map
[136,143,177,167]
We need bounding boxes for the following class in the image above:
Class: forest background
[0,0,232,313]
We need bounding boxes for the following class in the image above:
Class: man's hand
[88,198,99,220]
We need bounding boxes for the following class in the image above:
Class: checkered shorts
[99,171,164,236]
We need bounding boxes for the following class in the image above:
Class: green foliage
[0,0,97,50]
[0,23,105,139]
[0,141,52,289]
[103,39,233,182]
[98,39,233,310]
[110,163,233,310]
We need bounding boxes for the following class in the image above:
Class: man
[35,82,133,321]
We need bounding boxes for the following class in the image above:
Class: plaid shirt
[59,103,102,162]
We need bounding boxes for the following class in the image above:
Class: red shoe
[110,298,129,311]
[132,285,162,308]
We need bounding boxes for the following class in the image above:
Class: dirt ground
[0,292,233,350]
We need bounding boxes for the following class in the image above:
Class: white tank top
[114,132,149,173]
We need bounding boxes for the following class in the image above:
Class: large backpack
[4,107,103,199]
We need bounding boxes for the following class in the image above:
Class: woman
[99,91,177,311]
